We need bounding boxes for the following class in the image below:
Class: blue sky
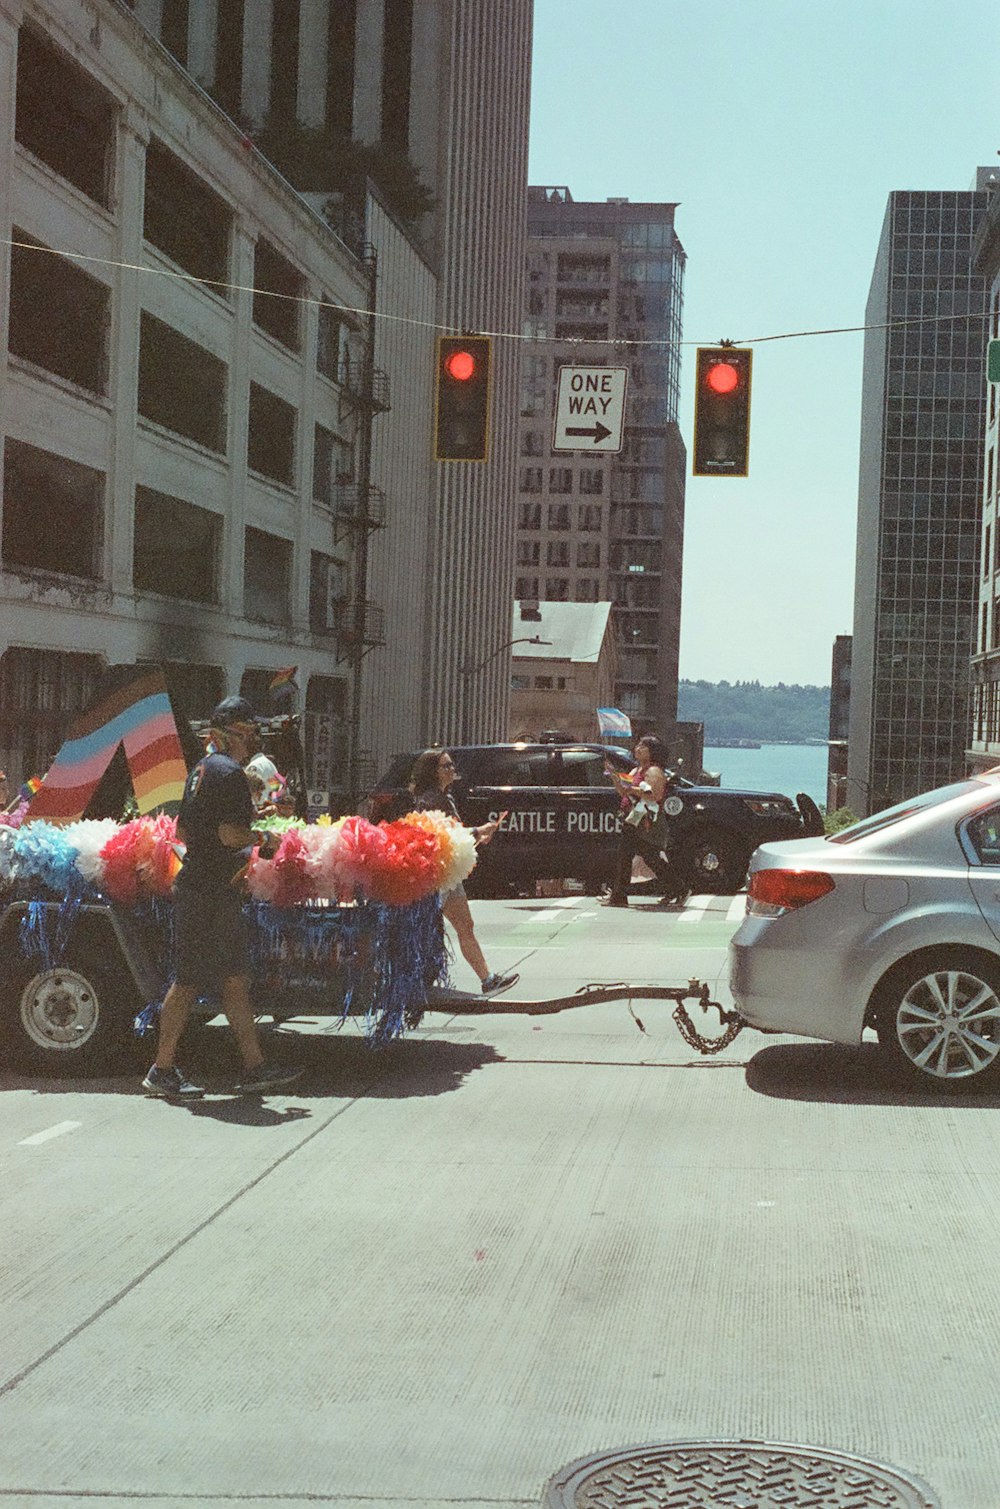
[527,0,1000,686]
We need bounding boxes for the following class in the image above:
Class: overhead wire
[3,234,995,351]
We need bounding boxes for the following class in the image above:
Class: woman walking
[410,749,519,997]
[603,734,690,908]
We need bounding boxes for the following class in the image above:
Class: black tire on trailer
[873,947,1000,1089]
[0,945,139,1075]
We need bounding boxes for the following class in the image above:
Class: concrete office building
[0,0,376,802]
[517,188,686,737]
[134,0,533,758]
[848,175,993,815]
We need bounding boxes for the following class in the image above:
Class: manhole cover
[542,1439,941,1508]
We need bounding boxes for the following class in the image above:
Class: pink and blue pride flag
[26,667,188,825]
[597,707,632,740]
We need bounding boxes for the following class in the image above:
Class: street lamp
[461,634,552,677]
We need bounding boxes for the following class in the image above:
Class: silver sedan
[729,772,1000,1087]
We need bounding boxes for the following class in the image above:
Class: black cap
[210,695,258,729]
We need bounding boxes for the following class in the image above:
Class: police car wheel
[1,949,136,1074]
[688,829,745,893]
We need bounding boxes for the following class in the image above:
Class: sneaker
[233,1062,304,1094]
[143,1064,205,1099]
[601,896,629,908]
[481,972,519,997]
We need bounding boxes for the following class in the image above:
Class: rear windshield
[829,779,988,844]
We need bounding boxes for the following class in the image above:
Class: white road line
[527,906,575,924]
[727,894,748,922]
[18,1120,81,1146]
[678,895,713,923]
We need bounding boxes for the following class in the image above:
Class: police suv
[369,743,822,897]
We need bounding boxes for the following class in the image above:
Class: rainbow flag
[26,668,189,825]
[269,666,298,691]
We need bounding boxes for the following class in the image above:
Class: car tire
[686,828,745,893]
[0,947,138,1075]
[873,948,1000,1088]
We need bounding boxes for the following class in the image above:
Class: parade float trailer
[0,666,738,1074]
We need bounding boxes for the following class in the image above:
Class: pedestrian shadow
[0,1030,506,1109]
[745,1039,1000,1108]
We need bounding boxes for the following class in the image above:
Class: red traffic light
[705,361,740,395]
[445,349,477,382]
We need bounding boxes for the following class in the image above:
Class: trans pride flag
[26,667,188,825]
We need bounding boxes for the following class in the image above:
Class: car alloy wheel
[880,957,1000,1083]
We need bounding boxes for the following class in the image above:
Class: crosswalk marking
[727,893,748,922]
[18,1120,81,1146]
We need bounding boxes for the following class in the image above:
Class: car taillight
[748,868,835,917]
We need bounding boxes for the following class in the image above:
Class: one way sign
[552,366,628,453]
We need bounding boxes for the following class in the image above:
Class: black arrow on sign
[565,421,612,444]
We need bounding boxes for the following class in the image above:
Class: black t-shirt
[176,752,254,889]
[414,790,460,821]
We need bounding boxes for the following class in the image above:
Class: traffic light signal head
[693,346,752,477]
[435,335,492,461]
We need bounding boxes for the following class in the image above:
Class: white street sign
[552,366,628,452]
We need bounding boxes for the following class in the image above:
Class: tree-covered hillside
[677,679,830,743]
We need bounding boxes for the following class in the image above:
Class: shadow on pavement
[745,1039,1000,1108]
[0,1029,506,1109]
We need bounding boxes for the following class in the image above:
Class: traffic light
[435,335,492,461]
[692,346,753,477]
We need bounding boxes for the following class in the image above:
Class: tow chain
[671,997,745,1055]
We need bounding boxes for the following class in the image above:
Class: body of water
[701,742,829,808]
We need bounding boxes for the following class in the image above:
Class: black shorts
[172,881,249,992]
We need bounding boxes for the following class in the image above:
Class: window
[557,750,616,788]
[248,383,296,485]
[579,468,604,494]
[15,26,116,206]
[8,234,110,394]
[2,439,102,580]
[521,430,545,456]
[253,239,302,352]
[578,503,602,532]
[534,676,553,689]
[547,540,569,567]
[138,312,227,452]
[517,540,540,566]
[313,425,352,503]
[518,501,541,530]
[317,304,348,382]
[515,576,539,598]
[548,503,570,530]
[549,467,573,494]
[0,647,103,785]
[545,577,569,600]
[133,487,219,603]
[309,551,347,633]
[575,578,600,601]
[511,673,530,691]
[519,466,543,493]
[244,526,291,624]
[144,140,231,286]
[577,541,601,568]
[986,524,993,579]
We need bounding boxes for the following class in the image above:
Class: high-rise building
[517,188,686,736]
[847,175,993,815]
[965,173,1000,773]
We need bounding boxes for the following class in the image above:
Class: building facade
[517,188,686,737]
[847,177,992,815]
[966,180,1000,772]
[1,0,533,793]
[508,600,617,742]
[133,0,532,760]
[0,0,376,803]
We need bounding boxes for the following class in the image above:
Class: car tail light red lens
[748,868,835,915]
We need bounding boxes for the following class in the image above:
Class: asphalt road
[2,892,999,1507]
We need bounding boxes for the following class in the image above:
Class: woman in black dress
[410,749,519,997]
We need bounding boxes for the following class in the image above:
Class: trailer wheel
[0,948,138,1074]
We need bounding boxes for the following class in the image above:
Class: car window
[474,749,556,786]
[557,750,617,788]
[829,779,989,844]
[965,807,1000,864]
